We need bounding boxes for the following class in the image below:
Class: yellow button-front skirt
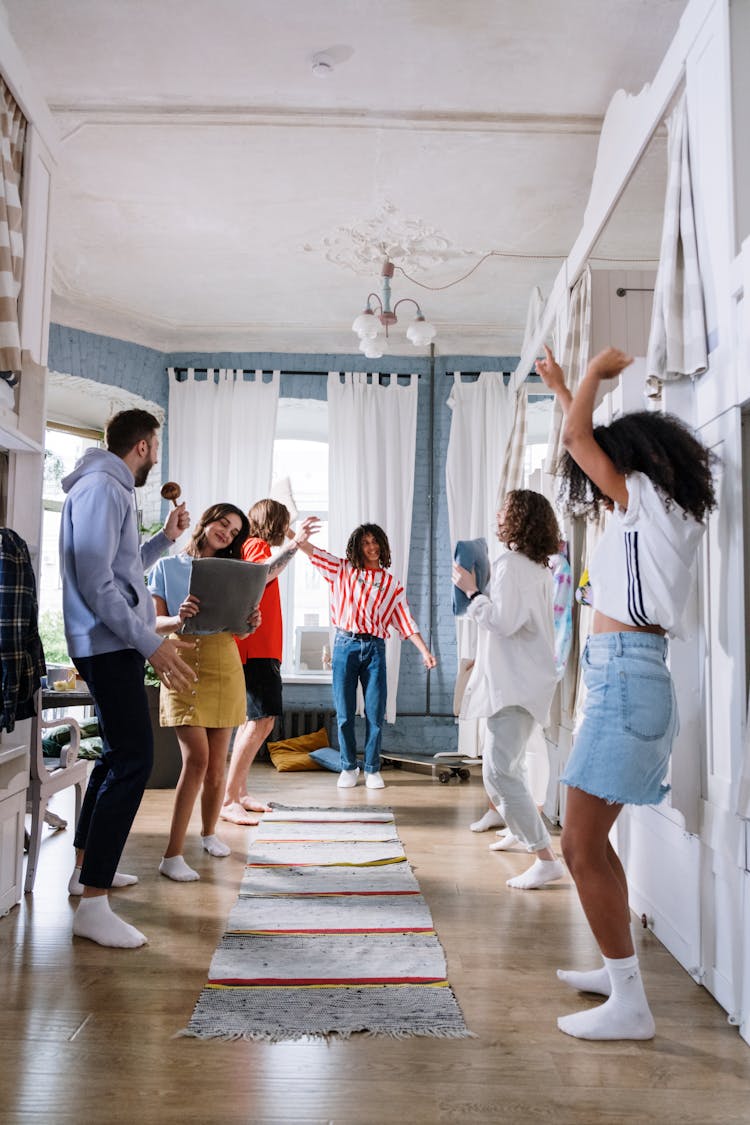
[159,632,246,729]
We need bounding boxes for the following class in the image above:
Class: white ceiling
[4,0,686,357]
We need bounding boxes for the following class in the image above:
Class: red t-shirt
[234,538,283,662]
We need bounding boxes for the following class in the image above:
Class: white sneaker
[337,768,360,788]
[365,771,386,789]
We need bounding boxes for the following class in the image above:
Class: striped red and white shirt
[309,547,419,640]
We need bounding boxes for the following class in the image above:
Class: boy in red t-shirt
[221,500,319,824]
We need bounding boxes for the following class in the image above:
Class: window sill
[282,672,333,686]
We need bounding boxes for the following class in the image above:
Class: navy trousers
[72,649,154,888]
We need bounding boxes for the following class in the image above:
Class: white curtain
[446,372,515,662]
[496,384,529,502]
[327,371,419,724]
[646,92,708,388]
[520,285,546,359]
[167,368,280,533]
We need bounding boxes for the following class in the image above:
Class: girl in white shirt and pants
[453,489,565,891]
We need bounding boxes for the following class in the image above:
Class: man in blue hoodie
[60,408,195,948]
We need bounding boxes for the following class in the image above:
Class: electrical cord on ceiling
[394,250,659,291]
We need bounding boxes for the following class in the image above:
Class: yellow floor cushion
[267,727,330,771]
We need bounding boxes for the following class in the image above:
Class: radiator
[272,708,336,742]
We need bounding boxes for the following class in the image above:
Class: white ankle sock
[159,855,200,882]
[68,866,139,897]
[507,857,565,889]
[201,834,231,858]
[72,896,147,948]
[557,954,655,1040]
[489,829,519,852]
[557,965,612,996]
[469,808,505,832]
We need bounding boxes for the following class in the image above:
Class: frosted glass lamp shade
[406,317,437,346]
[359,338,385,359]
[352,310,380,339]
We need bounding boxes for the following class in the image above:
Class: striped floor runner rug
[179,804,472,1041]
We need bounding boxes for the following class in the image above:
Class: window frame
[272,403,331,684]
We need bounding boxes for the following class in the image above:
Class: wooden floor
[2,763,750,1125]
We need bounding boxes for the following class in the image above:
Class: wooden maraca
[160,481,182,507]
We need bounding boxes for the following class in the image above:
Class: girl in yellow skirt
[148,502,257,881]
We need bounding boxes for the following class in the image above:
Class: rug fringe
[268,803,393,814]
[175,1026,476,1043]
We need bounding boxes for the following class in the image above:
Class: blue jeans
[72,649,154,888]
[332,632,387,773]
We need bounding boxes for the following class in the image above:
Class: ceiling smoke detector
[311,52,334,77]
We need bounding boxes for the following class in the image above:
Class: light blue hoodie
[60,447,172,660]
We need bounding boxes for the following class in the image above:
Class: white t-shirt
[589,471,705,639]
[460,547,557,726]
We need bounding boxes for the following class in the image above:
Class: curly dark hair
[346,523,391,569]
[556,411,716,522]
[187,502,250,560]
[247,498,290,546]
[499,490,560,565]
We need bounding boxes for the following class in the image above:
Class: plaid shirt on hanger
[0,528,46,731]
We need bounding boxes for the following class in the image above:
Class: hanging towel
[452,538,490,616]
[544,268,591,475]
[646,92,708,383]
[551,551,573,678]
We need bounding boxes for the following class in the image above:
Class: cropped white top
[588,472,705,640]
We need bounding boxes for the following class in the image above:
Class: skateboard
[380,751,481,784]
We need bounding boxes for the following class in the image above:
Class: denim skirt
[561,632,678,806]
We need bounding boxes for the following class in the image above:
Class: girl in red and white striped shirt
[298,523,436,789]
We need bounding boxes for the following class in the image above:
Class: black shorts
[243,658,283,720]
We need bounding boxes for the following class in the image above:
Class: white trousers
[482,706,551,853]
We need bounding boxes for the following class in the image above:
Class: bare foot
[220,801,261,826]
[239,796,271,813]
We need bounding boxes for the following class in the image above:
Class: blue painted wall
[48,325,520,755]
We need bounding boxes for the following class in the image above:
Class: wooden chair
[25,690,89,894]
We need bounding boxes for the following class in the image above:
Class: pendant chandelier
[351,260,437,359]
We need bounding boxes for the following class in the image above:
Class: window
[39,423,102,662]
[523,394,555,486]
[272,398,331,680]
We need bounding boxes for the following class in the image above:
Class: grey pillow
[182,557,269,635]
[309,747,364,773]
[452,537,490,616]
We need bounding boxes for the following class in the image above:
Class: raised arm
[141,501,191,571]
[266,516,321,579]
[535,345,573,416]
[536,344,632,510]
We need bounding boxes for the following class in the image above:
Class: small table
[41,688,94,712]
